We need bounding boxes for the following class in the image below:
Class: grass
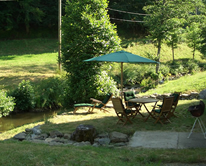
[0,99,206,165]
[141,71,206,95]
[0,38,206,165]
[0,38,59,90]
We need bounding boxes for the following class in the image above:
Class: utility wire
[110,17,144,23]
[107,8,151,16]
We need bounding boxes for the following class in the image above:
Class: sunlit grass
[0,99,206,165]
[141,71,206,95]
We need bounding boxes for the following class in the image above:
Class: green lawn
[0,38,206,165]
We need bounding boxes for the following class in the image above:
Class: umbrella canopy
[84,50,159,97]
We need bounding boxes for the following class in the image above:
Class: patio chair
[187,100,206,139]
[73,93,113,114]
[169,92,181,118]
[124,91,144,117]
[151,96,174,125]
[111,97,135,125]
[156,92,181,118]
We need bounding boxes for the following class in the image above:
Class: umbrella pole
[121,62,123,99]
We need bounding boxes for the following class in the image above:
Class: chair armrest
[90,98,103,104]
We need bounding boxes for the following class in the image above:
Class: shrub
[186,60,200,74]
[159,64,170,77]
[35,76,66,109]
[61,0,121,104]
[0,90,15,117]
[95,71,119,98]
[11,80,35,112]
[140,77,157,91]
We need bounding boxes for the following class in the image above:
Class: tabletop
[129,98,159,104]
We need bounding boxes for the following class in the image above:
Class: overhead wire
[110,17,144,23]
[107,8,151,16]
[107,7,149,23]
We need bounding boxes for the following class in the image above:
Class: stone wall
[138,92,200,100]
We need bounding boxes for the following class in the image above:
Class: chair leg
[73,107,78,114]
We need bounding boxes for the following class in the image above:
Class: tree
[143,0,189,71]
[184,0,206,59]
[185,22,203,59]
[165,18,185,62]
[61,0,121,104]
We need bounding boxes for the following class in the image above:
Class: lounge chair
[73,93,113,114]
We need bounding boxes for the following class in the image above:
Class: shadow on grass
[40,99,206,137]
[0,39,58,56]
[0,64,56,74]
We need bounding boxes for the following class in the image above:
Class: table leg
[144,102,158,122]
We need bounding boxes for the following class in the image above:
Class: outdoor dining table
[129,98,159,121]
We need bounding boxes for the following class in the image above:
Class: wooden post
[58,0,62,72]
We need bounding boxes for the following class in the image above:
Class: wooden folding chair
[152,96,174,125]
[123,91,144,117]
[111,97,135,125]
[169,92,181,118]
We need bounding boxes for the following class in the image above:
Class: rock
[12,125,130,147]
[63,133,71,139]
[49,130,64,138]
[70,124,97,144]
[199,89,206,99]
[32,128,41,135]
[34,133,48,140]
[109,131,129,143]
[73,141,91,146]
[14,132,27,141]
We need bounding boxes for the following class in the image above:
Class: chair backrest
[97,93,113,108]
[102,93,113,104]
[161,96,174,113]
[171,92,181,106]
[124,91,135,101]
[111,98,125,113]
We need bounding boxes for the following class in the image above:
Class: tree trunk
[172,42,174,62]
[193,45,196,59]
[156,39,161,73]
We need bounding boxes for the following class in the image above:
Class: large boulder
[199,89,206,99]
[70,124,97,144]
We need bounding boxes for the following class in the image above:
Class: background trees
[61,0,121,104]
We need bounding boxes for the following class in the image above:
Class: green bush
[140,77,157,91]
[61,0,121,104]
[95,71,119,98]
[11,80,35,112]
[0,90,15,117]
[159,64,170,77]
[186,60,200,74]
[35,76,66,109]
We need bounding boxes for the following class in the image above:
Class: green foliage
[0,90,15,117]
[159,64,170,77]
[95,71,119,97]
[185,60,200,74]
[11,80,35,112]
[185,22,203,59]
[35,76,67,109]
[61,0,121,104]
[140,77,157,91]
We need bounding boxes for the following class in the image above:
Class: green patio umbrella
[84,50,159,98]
